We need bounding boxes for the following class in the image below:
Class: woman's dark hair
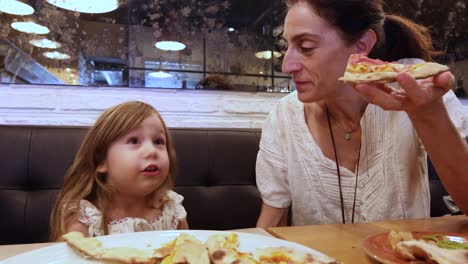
[287,0,439,61]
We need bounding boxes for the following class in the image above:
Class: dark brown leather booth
[0,126,262,245]
[0,125,450,245]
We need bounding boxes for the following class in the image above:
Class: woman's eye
[300,46,315,53]
[127,137,139,144]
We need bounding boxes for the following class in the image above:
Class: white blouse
[256,90,468,225]
[78,190,187,237]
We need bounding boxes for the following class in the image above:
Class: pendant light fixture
[45,0,119,14]
[149,62,172,78]
[43,51,71,60]
[155,41,186,51]
[149,70,172,78]
[29,38,62,49]
[255,24,282,60]
[0,0,34,16]
[11,19,50,34]
[155,30,185,51]
[255,50,282,60]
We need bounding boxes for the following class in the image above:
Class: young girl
[50,101,188,241]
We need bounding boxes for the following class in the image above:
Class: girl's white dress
[77,190,187,237]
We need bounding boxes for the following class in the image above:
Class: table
[267,215,468,263]
[0,227,271,261]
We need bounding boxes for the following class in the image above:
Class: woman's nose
[282,49,303,74]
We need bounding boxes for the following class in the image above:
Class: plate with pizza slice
[339,53,449,84]
[2,230,341,264]
[363,230,468,264]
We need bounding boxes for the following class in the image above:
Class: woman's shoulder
[265,91,301,124]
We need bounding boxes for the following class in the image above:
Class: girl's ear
[354,29,377,54]
[96,162,108,173]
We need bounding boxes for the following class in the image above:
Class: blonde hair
[49,101,176,241]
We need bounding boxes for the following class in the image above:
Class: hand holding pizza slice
[339,53,449,84]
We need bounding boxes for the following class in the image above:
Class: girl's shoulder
[77,199,102,225]
[161,190,187,221]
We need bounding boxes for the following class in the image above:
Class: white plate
[2,230,326,263]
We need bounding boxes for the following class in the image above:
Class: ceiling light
[149,71,172,78]
[45,0,119,14]
[155,41,185,51]
[11,21,49,34]
[228,27,235,32]
[0,0,34,15]
[43,51,71,60]
[255,50,282,60]
[29,38,62,49]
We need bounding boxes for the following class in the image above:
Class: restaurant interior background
[1,0,467,94]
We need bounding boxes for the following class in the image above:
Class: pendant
[345,132,351,141]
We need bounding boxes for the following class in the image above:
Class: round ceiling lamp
[255,50,282,60]
[45,0,119,14]
[29,38,62,49]
[155,41,186,51]
[43,51,71,60]
[0,0,34,16]
[11,21,49,34]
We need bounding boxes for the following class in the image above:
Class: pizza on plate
[339,53,449,84]
[62,231,341,264]
[389,231,468,264]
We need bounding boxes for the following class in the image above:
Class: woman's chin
[297,90,320,103]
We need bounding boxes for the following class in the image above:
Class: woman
[256,0,468,227]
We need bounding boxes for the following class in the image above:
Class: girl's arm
[57,216,89,241]
[177,219,189,230]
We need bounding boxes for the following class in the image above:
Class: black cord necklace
[326,106,361,224]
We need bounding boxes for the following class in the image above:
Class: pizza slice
[205,233,258,264]
[160,233,211,264]
[395,240,468,264]
[339,53,449,84]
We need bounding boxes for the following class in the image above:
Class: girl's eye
[154,138,165,145]
[127,137,139,144]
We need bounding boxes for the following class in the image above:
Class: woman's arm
[256,203,289,228]
[177,219,189,230]
[355,72,468,214]
[406,98,468,214]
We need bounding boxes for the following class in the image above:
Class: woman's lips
[294,81,310,91]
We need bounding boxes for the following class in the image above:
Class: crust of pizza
[62,231,157,264]
[388,230,413,251]
[407,62,450,80]
[395,240,468,264]
[257,247,340,264]
[62,231,104,257]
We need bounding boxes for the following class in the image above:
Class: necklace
[328,112,354,141]
[326,106,360,224]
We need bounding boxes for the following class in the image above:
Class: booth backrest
[0,126,262,244]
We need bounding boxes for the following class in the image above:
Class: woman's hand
[353,71,455,116]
